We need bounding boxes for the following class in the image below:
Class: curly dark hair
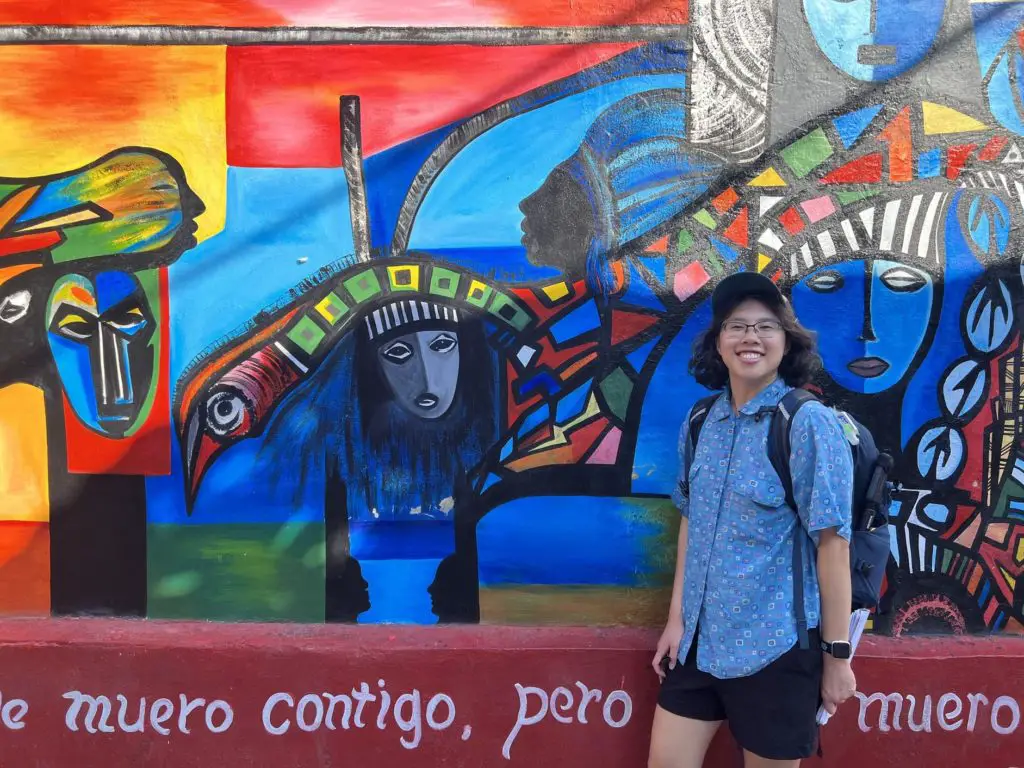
[689,293,821,390]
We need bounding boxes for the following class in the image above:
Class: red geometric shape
[821,153,884,184]
[518,422,554,452]
[0,0,690,26]
[771,269,784,283]
[0,231,62,259]
[946,144,979,180]
[610,310,661,346]
[646,235,669,253]
[878,106,913,182]
[227,44,638,167]
[978,135,1009,162]
[673,260,709,302]
[722,206,750,248]
[712,187,739,215]
[63,268,171,476]
[778,207,805,236]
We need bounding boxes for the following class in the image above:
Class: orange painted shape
[69,285,96,306]
[722,206,750,248]
[967,563,983,594]
[0,186,40,230]
[0,263,40,285]
[878,107,913,182]
[712,188,739,215]
[646,235,669,254]
[0,522,49,616]
[0,384,49,523]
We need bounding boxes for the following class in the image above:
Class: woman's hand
[821,657,857,715]
[652,620,684,682]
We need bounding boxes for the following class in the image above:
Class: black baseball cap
[711,272,785,315]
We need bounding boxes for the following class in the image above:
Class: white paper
[816,608,870,726]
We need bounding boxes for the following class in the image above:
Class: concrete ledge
[0,620,1020,766]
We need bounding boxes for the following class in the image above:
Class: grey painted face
[377,330,460,419]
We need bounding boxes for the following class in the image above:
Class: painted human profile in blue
[46,271,155,435]
[803,0,947,81]
[519,89,723,294]
[792,259,935,394]
[971,2,1024,135]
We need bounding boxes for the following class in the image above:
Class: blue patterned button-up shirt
[670,378,853,679]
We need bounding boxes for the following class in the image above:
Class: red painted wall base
[0,620,1020,766]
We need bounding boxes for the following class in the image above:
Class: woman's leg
[742,751,800,768]
[647,705,722,768]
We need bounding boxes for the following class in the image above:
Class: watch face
[832,642,852,659]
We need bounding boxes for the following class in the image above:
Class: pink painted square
[800,196,837,224]
[674,261,710,302]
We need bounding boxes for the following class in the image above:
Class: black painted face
[519,168,595,277]
[0,269,48,390]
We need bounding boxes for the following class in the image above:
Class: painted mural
[0,0,1023,635]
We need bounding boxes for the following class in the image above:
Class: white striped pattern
[365,300,459,340]
[783,191,948,277]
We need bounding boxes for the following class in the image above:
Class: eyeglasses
[720,320,783,338]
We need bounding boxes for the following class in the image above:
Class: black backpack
[684,389,895,650]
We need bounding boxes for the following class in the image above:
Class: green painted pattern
[781,128,834,178]
[147,523,325,622]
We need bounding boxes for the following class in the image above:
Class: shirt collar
[714,378,790,420]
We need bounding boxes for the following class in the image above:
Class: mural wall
[1,0,1023,634]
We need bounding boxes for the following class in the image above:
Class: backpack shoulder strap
[680,394,720,497]
[768,388,819,511]
[767,388,818,652]
[687,394,720,456]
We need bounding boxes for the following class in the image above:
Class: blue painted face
[47,271,155,435]
[803,0,947,81]
[972,2,1024,135]
[791,259,935,394]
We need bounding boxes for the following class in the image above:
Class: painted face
[715,299,787,390]
[47,271,155,435]
[803,0,947,81]
[377,329,460,419]
[792,259,934,394]
[971,2,1024,135]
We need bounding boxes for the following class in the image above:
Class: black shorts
[657,630,823,760]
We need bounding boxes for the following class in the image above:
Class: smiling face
[715,299,788,392]
[377,329,461,419]
[792,258,934,394]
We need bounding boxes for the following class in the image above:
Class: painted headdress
[551,89,723,289]
[174,257,538,508]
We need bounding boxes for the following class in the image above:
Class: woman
[648,272,857,767]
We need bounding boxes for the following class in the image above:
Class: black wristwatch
[820,639,852,659]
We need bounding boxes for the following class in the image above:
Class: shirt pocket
[728,475,786,511]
